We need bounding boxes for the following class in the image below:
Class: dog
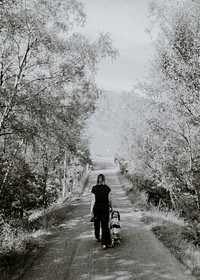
[110,210,121,247]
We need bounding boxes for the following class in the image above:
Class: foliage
[115,0,200,222]
[0,168,90,277]
[0,216,45,278]
[118,172,148,210]
[0,0,118,216]
[0,219,27,253]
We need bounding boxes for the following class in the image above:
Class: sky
[80,0,153,92]
[78,0,155,156]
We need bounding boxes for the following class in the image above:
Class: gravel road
[19,158,196,280]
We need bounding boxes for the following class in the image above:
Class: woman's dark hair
[97,174,105,185]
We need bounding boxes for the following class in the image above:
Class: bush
[128,188,148,210]
[0,218,45,278]
[0,219,27,254]
[118,172,148,210]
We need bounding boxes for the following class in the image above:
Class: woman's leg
[93,205,101,241]
[94,219,100,241]
[101,209,111,246]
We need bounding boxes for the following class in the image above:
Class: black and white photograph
[0,0,200,279]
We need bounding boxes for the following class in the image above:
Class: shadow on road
[19,157,196,280]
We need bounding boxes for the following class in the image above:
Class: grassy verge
[118,172,200,280]
[142,211,200,279]
[0,203,74,280]
[0,239,45,280]
[0,171,90,280]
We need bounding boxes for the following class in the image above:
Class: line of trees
[118,0,200,221]
[0,0,117,217]
[93,0,200,222]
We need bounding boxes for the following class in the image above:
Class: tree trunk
[62,150,67,197]
[42,151,49,207]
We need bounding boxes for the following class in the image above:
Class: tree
[114,0,200,218]
[0,0,118,215]
[135,0,200,216]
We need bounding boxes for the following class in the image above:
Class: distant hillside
[86,89,146,157]
[86,90,123,157]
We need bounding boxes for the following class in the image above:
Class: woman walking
[90,174,112,250]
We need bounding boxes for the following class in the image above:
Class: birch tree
[137,0,200,216]
[0,0,118,215]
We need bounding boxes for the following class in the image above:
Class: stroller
[110,209,121,247]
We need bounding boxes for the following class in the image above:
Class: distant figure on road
[90,174,112,250]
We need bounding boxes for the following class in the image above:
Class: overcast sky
[80,0,153,92]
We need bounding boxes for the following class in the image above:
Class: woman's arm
[90,193,95,213]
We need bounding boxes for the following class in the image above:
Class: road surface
[19,158,196,280]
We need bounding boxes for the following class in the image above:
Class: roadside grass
[142,211,200,279]
[0,203,75,280]
[0,172,90,280]
[118,172,200,279]
[0,203,73,280]
[0,224,46,280]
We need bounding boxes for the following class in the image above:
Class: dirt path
[19,158,196,280]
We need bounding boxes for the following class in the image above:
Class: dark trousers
[93,203,111,246]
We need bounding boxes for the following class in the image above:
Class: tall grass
[142,210,200,279]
